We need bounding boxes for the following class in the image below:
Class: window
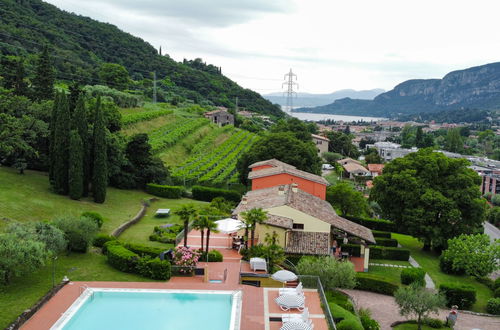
[293,223,304,230]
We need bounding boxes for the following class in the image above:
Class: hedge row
[355,273,399,296]
[344,216,397,232]
[372,230,391,238]
[487,298,500,315]
[105,242,171,280]
[375,237,399,247]
[400,267,426,286]
[191,185,241,202]
[93,233,116,248]
[370,246,410,261]
[145,184,184,199]
[123,242,165,258]
[439,283,477,310]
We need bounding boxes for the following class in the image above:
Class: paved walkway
[483,222,500,280]
[341,289,500,330]
[408,256,436,289]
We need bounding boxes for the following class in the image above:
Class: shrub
[370,246,410,261]
[439,283,477,310]
[81,211,104,228]
[53,215,99,253]
[145,184,183,199]
[84,85,141,108]
[372,230,391,238]
[240,245,268,261]
[124,243,164,258]
[355,273,399,295]
[343,215,397,232]
[204,250,223,262]
[173,246,200,273]
[93,233,116,248]
[495,287,500,298]
[492,194,500,206]
[330,303,363,329]
[400,267,426,286]
[439,255,465,275]
[336,319,364,330]
[191,185,241,202]
[487,297,500,315]
[495,277,500,290]
[340,243,361,257]
[102,239,122,254]
[136,256,171,280]
[107,244,139,272]
[375,237,398,247]
[297,256,357,290]
[423,318,445,328]
[358,308,381,330]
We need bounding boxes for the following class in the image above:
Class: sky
[45,0,500,94]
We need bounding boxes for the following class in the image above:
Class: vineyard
[121,108,174,126]
[148,117,209,153]
[172,130,258,186]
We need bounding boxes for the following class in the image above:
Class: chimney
[241,196,248,205]
[291,183,299,193]
[278,185,285,195]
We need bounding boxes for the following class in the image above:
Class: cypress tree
[68,130,84,200]
[53,93,70,194]
[32,46,55,101]
[92,97,107,203]
[73,95,90,196]
[13,58,28,96]
[48,92,60,183]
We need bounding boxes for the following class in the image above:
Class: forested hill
[0,0,283,117]
[295,62,500,118]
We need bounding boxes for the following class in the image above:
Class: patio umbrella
[280,321,312,330]
[215,218,244,234]
[275,294,305,311]
[271,270,298,283]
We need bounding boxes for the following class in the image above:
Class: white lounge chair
[282,307,309,323]
[279,282,304,296]
[249,257,267,272]
[275,294,305,311]
[279,321,314,330]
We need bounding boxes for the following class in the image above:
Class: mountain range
[295,62,500,118]
[0,0,283,117]
[263,89,384,108]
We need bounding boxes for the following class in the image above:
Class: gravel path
[340,289,500,330]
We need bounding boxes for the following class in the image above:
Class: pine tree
[32,46,55,101]
[52,93,70,194]
[92,97,107,203]
[73,95,90,196]
[68,130,84,200]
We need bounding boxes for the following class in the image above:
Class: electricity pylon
[282,69,298,113]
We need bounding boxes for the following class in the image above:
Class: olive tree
[297,256,357,290]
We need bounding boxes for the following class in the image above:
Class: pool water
[58,290,235,330]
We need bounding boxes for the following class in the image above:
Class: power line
[282,69,298,113]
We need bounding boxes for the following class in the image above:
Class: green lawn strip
[368,265,404,284]
[0,251,156,329]
[370,259,412,266]
[118,198,207,247]
[393,233,493,313]
[0,167,152,234]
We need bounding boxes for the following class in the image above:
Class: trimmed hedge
[355,273,399,296]
[370,246,410,261]
[93,233,116,248]
[439,283,477,310]
[200,250,224,262]
[191,185,241,202]
[372,230,391,238]
[81,211,104,228]
[102,239,122,254]
[136,256,171,280]
[337,319,364,330]
[340,243,361,257]
[145,184,183,199]
[400,267,425,286]
[374,237,398,247]
[344,216,396,232]
[124,243,165,258]
[487,298,500,315]
[330,303,364,330]
[107,244,139,273]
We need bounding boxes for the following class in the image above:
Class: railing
[298,275,337,330]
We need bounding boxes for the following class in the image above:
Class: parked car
[322,163,334,170]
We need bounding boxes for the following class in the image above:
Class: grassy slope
[393,233,493,313]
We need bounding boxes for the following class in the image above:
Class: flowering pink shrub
[173,246,200,273]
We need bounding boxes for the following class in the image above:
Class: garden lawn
[118,198,207,248]
[368,265,404,284]
[393,233,493,313]
[0,167,153,233]
[0,251,158,329]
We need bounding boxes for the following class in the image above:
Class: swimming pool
[51,288,242,330]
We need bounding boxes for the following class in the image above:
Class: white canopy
[215,218,244,234]
[272,270,298,282]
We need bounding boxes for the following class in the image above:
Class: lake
[290,111,386,122]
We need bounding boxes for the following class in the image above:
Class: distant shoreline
[289,111,387,122]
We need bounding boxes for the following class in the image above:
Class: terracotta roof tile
[367,164,384,173]
[311,134,330,141]
[285,231,330,255]
[248,159,329,185]
[342,162,369,174]
[265,214,293,229]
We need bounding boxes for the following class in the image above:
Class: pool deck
[21,230,329,330]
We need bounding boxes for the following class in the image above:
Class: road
[484,221,500,242]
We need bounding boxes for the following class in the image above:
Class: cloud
[69,0,291,27]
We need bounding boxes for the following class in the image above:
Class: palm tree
[241,208,268,248]
[192,214,209,251]
[205,219,219,254]
[174,204,197,247]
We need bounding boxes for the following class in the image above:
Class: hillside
[295,62,500,118]
[263,88,384,108]
[0,0,283,117]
